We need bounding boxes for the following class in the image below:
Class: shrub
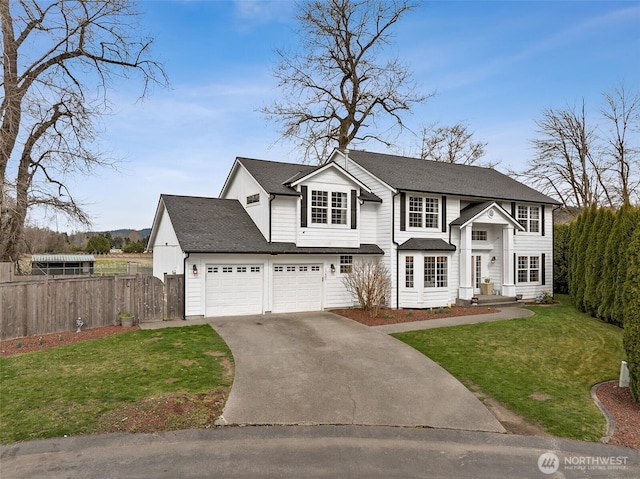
[554,223,571,294]
[342,259,391,318]
[623,227,640,402]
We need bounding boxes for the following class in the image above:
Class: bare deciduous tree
[261,0,430,163]
[417,121,493,167]
[600,84,640,206]
[342,258,391,317]
[515,100,610,210]
[1,0,167,263]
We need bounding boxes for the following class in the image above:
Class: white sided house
[148,149,560,318]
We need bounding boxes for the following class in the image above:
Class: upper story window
[517,205,540,233]
[408,195,439,229]
[311,190,328,224]
[331,192,348,225]
[246,193,260,205]
[472,230,488,241]
[312,190,349,225]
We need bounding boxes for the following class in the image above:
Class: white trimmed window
[408,195,439,229]
[472,230,488,241]
[517,206,540,233]
[311,190,328,224]
[331,192,348,225]
[246,193,260,205]
[424,256,448,288]
[340,255,353,274]
[405,256,414,288]
[517,256,540,283]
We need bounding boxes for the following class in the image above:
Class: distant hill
[108,228,151,238]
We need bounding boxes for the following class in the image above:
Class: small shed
[31,254,96,276]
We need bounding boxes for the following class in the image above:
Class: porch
[456,294,522,308]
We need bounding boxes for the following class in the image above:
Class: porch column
[502,226,516,296]
[458,225,473,300]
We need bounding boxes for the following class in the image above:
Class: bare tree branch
[1,0,168,262]
[261,0,431,163]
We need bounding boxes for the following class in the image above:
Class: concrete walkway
[372,306,534,334]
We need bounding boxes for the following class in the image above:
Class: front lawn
[392,296,625,441]
[0,325,233,443]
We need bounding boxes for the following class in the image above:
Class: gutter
[392,191,400,309]
[268,194,275,243]
[182,252,189,320]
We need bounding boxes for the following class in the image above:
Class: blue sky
[45,0,639,233]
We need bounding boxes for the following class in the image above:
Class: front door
[472,255,482,294]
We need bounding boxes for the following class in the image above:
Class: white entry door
[472,255,482,294]
[272,264,323,313]
[205,265,264,316]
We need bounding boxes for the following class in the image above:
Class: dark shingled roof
[450,201,495,226]
[237,157,315,196]
[397,238,457,251]
[161,194,384,255]
[347,150,560,205]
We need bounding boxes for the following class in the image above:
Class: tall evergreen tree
[584,208,614,317]
[622,226,640,401]
[554,223,571,295]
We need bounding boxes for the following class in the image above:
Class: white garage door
[206,265,263,316]
[272,264,323,313]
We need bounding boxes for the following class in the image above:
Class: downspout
[183,252,190,320]
[268,194,275,243]
[392,191,400,309]
[551,204,561,295]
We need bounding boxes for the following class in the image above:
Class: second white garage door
[272,264,323,313]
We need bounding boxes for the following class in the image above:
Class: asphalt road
[2,426,638,479]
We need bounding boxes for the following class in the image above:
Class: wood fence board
[0,274,182,340]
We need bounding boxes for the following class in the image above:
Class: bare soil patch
[330,305,499,326]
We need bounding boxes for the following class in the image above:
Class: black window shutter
[351,189,357,229]
[441,195,447,232]
[511,202,517,235]
[541,253,546,285]
[514,253,517,284]
[400,192,406,231]
[300,186,308,227]
[541,205,545,236]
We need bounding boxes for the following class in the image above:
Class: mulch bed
[595,381,640,449]
[330,305,499,326]
[0,325,139,357]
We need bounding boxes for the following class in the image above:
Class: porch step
[457,295,523,308]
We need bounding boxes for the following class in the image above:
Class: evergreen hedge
[555,205,640,401]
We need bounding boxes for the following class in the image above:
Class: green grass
[392,296,624,441]
[0,325,233,443]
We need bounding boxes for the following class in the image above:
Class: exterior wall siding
[221,164,269,239]
[151,208,184,279]
[271,196,297,242]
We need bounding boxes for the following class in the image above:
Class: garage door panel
[272,264,323,313]
[206,265,263,316]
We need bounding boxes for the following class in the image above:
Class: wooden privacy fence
[0,274,185,340]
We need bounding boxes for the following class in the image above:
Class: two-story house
[148,149,560,318]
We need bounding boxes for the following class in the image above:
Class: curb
[591,381,617,444]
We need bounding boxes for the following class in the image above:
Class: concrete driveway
[208,312,505,432]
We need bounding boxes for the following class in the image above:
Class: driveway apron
[209,312,505,433]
